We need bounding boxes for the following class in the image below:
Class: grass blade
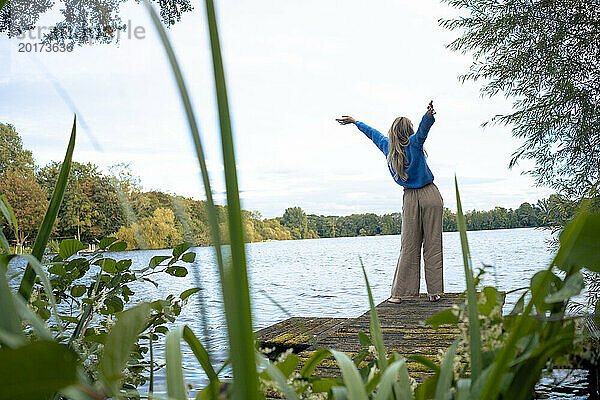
[182,326,220,399]
[142,0,224,279]
[143,1,256,395]
[454,176,482,380]
[165,327,186,400]
[18,116,76,301]
[374,359,413,400]
[13,293,52,341]
[330,349,369,400]
[203,0,259,397]
[300,348,331,378]
[434,340,458,400]
[360,258,387,370]
[20,254,63,333]
[100,303,150,396]
[0,341,78,400]
[257,353,301,400]
[0,256,24,345]
[0,194,18,237]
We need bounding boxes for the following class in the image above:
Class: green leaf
[155,326,168,334]
[166,326,219,400]
[331,386,349,400]
[100,303,150,395]
[0,228,9,253]
[0,195,13,226]
[71,285,86,297]
[276,353,299,378]
[116,259,132,272]
[97,258,117,274]
[300,348,331,379]
[48,264,67,277]
[553,211,600,272]
[455,378,472,400]
[479,286,504,316]
[426,309,458,329]
[180,287,201,300]
[60,315,79,323]
[358,332,371,346]
[415,375,439,400]
[435,340,458,400]
[330,349,369,400]
[18,116,76,301]
[108,241,128,252]
[510,292,526,315]
[374,359,414,400]
[0,341,78,400]
[149,255,170,269]
[0,256,25,345]
[13,295,52,341]
[172,242,193,260]
[360,259,387,370]
[21,254,63,332]
[530,270,562,313]
[257,353,300,400]
[166,266,188,277]
[545,271,584,303]
[59,239,85,260]
[99,237,118,250]
[455,176,482,380]
[103,296,124,314]
[181,251,196,263]
[0,194,18,236]
[408,355,440,373]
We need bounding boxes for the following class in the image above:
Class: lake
[14,227,591,397]
[100,226,589,397]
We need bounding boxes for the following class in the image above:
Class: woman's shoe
[429,294,441,302]
[388,297,402,303]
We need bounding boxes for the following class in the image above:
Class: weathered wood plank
[256,293,462,380]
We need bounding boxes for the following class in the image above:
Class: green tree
[442,207,457,232]
[0,123,35,175]
[37,161,125,242]
[280,207,308,239]
[1,0,193,46]
[441,0,600,200]
[0,169,48,247]
[115,207,182,250]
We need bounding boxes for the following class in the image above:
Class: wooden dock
[255,293,462,382]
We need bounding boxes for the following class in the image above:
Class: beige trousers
[391,182,444,297]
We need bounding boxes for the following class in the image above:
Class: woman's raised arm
[337,115,388,155]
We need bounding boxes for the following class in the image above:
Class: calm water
[109,227,580,394]
[13,227,591,397]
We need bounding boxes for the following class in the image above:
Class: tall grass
[18,116,76,300]
[143,0,259,397]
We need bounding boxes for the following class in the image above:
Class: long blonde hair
[387,117,414,181]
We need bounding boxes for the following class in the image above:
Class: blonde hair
[387,117,414,181]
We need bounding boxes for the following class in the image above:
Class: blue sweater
[354,114,435,188]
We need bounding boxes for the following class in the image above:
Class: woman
[336,101,443,303]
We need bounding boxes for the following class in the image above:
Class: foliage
[37,161,126,243]
[0,0,193,46]
[1,125,561,250]
[115,207,182,250]
[0,168,48,247]
[0,123,35,175]
[440,0,600,201]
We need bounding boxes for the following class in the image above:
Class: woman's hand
[336,116,356,125]
[426,100,436,116]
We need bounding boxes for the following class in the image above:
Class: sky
[0,0,554,218]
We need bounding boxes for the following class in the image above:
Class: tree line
[1,123,573,250]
